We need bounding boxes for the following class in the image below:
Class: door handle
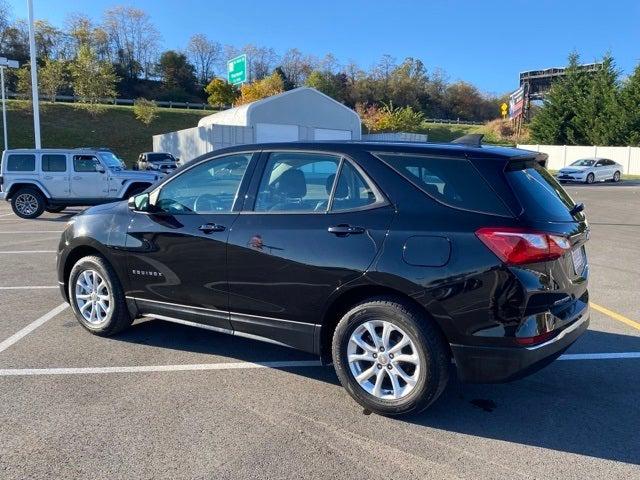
[198,223,226,234]
[73,176,81,180]
[43,175,53,180]
[328,225,365,236]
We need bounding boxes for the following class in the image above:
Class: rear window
[5,154,36,172]
[506,161,576,222]
[376,153,511,216]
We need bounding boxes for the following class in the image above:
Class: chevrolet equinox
[57,141,590,415]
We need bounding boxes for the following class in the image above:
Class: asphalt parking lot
[0,183,639,479]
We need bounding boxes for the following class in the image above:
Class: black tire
[68,255,133,336]
[612,171,621,183]
[11,187,46,219]
[332,297,449,416]
[45,206,66,213]
[586,173,595,184]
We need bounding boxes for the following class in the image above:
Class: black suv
[57,142,589,415]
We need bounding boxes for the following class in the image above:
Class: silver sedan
[557,158,623,184]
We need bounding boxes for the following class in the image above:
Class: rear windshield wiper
[570,203,584,216]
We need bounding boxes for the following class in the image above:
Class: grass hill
[3,101,210,165]
[2,101,512,167]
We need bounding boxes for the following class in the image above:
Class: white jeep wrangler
[0,148,161,219]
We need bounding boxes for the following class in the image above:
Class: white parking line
[0,286,58,290]
[0,360,323,377]
[0,231,64,234]
[0,250,56,254]
[0,303,68,354]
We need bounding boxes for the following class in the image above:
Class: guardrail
[7,92,219,110]
[423,118,484,126]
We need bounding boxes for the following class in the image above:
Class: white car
[557,158,623,184]
[0,148,162,219]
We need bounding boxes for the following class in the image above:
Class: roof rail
[451,134,484,147]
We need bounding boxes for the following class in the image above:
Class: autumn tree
[187,33,221,84]
[205,78,238,107]
[39,59,67,101]
[70,45,117,114]
[237,71,284,104]
[133,98,159,125]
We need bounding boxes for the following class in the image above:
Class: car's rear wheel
[586,173,595,184]
[612,171,621,182]
[11,188,45,219]
[332,297,449,416]
[68,255,133,336]
[45,206,66,213]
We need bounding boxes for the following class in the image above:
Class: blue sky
[10,0,640,94]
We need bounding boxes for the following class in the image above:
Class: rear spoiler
[451,134,484,147]
[535,153,548,168]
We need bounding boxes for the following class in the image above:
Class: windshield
[148,153,175,163]
[99,152,125,170]
[571,159,595,167]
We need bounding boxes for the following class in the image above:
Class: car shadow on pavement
[404,329,640,465]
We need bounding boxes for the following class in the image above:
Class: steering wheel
[194,193,223,213]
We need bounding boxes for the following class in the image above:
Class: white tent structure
[153,88,361,163]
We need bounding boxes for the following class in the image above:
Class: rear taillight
[476,227,571,265]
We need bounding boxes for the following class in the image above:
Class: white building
[153,87,362,163]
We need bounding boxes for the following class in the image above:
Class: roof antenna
[451,134,484,147]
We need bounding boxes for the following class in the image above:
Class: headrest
[273,168,306,198]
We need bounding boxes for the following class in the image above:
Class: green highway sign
[227,54,247,85]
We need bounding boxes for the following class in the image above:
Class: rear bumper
[451,308,590,383]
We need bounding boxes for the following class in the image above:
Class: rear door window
[42,154,67,172]
[330,161,379,212]
[376,153,511,216]
[6,154,36,172]
[505,161,576,222]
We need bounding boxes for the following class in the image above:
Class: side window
[377,153,511,216]
[6,154,36,172]
[330,161,379,212]
[73,156,100,172]
[42,154,67,172]
[254,152,340,212]
[154,153,251,214]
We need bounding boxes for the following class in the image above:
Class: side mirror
[128,192,150,212]
[96,164,106,173]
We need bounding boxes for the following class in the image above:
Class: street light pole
[27,0,41,149]
[0,66,6,150]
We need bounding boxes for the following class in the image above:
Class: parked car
[57,141,589,415]
[557,158,622,184]
[137,152,179,174]
[0,149,162,219]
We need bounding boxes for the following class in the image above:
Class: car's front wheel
[612,171,621,182]
[332,297,449,416]
[68,255,133,336]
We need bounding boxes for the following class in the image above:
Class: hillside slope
[3,101,209,165]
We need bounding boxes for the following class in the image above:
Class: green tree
[305,70,348,102]
[576,54,623,145]
[204,78,238,107]
[530,53,590,144]
[619,63,640,145]
[157,50,197,92]
[39,59,67,101]
[133,97,159,125]
[70,45,117,115]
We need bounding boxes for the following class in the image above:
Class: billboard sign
[509,86,525,120]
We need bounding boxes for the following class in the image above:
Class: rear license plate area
[571,246,586,275]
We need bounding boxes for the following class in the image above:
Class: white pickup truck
[0,148,162,218]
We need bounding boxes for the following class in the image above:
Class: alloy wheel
[15,193,39,216]
[347,320,421,400]
[74,270,111,324]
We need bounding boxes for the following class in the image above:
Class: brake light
[476,227,571,265]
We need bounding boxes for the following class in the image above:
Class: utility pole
[0,57,19,151]
[27,0,41,148]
